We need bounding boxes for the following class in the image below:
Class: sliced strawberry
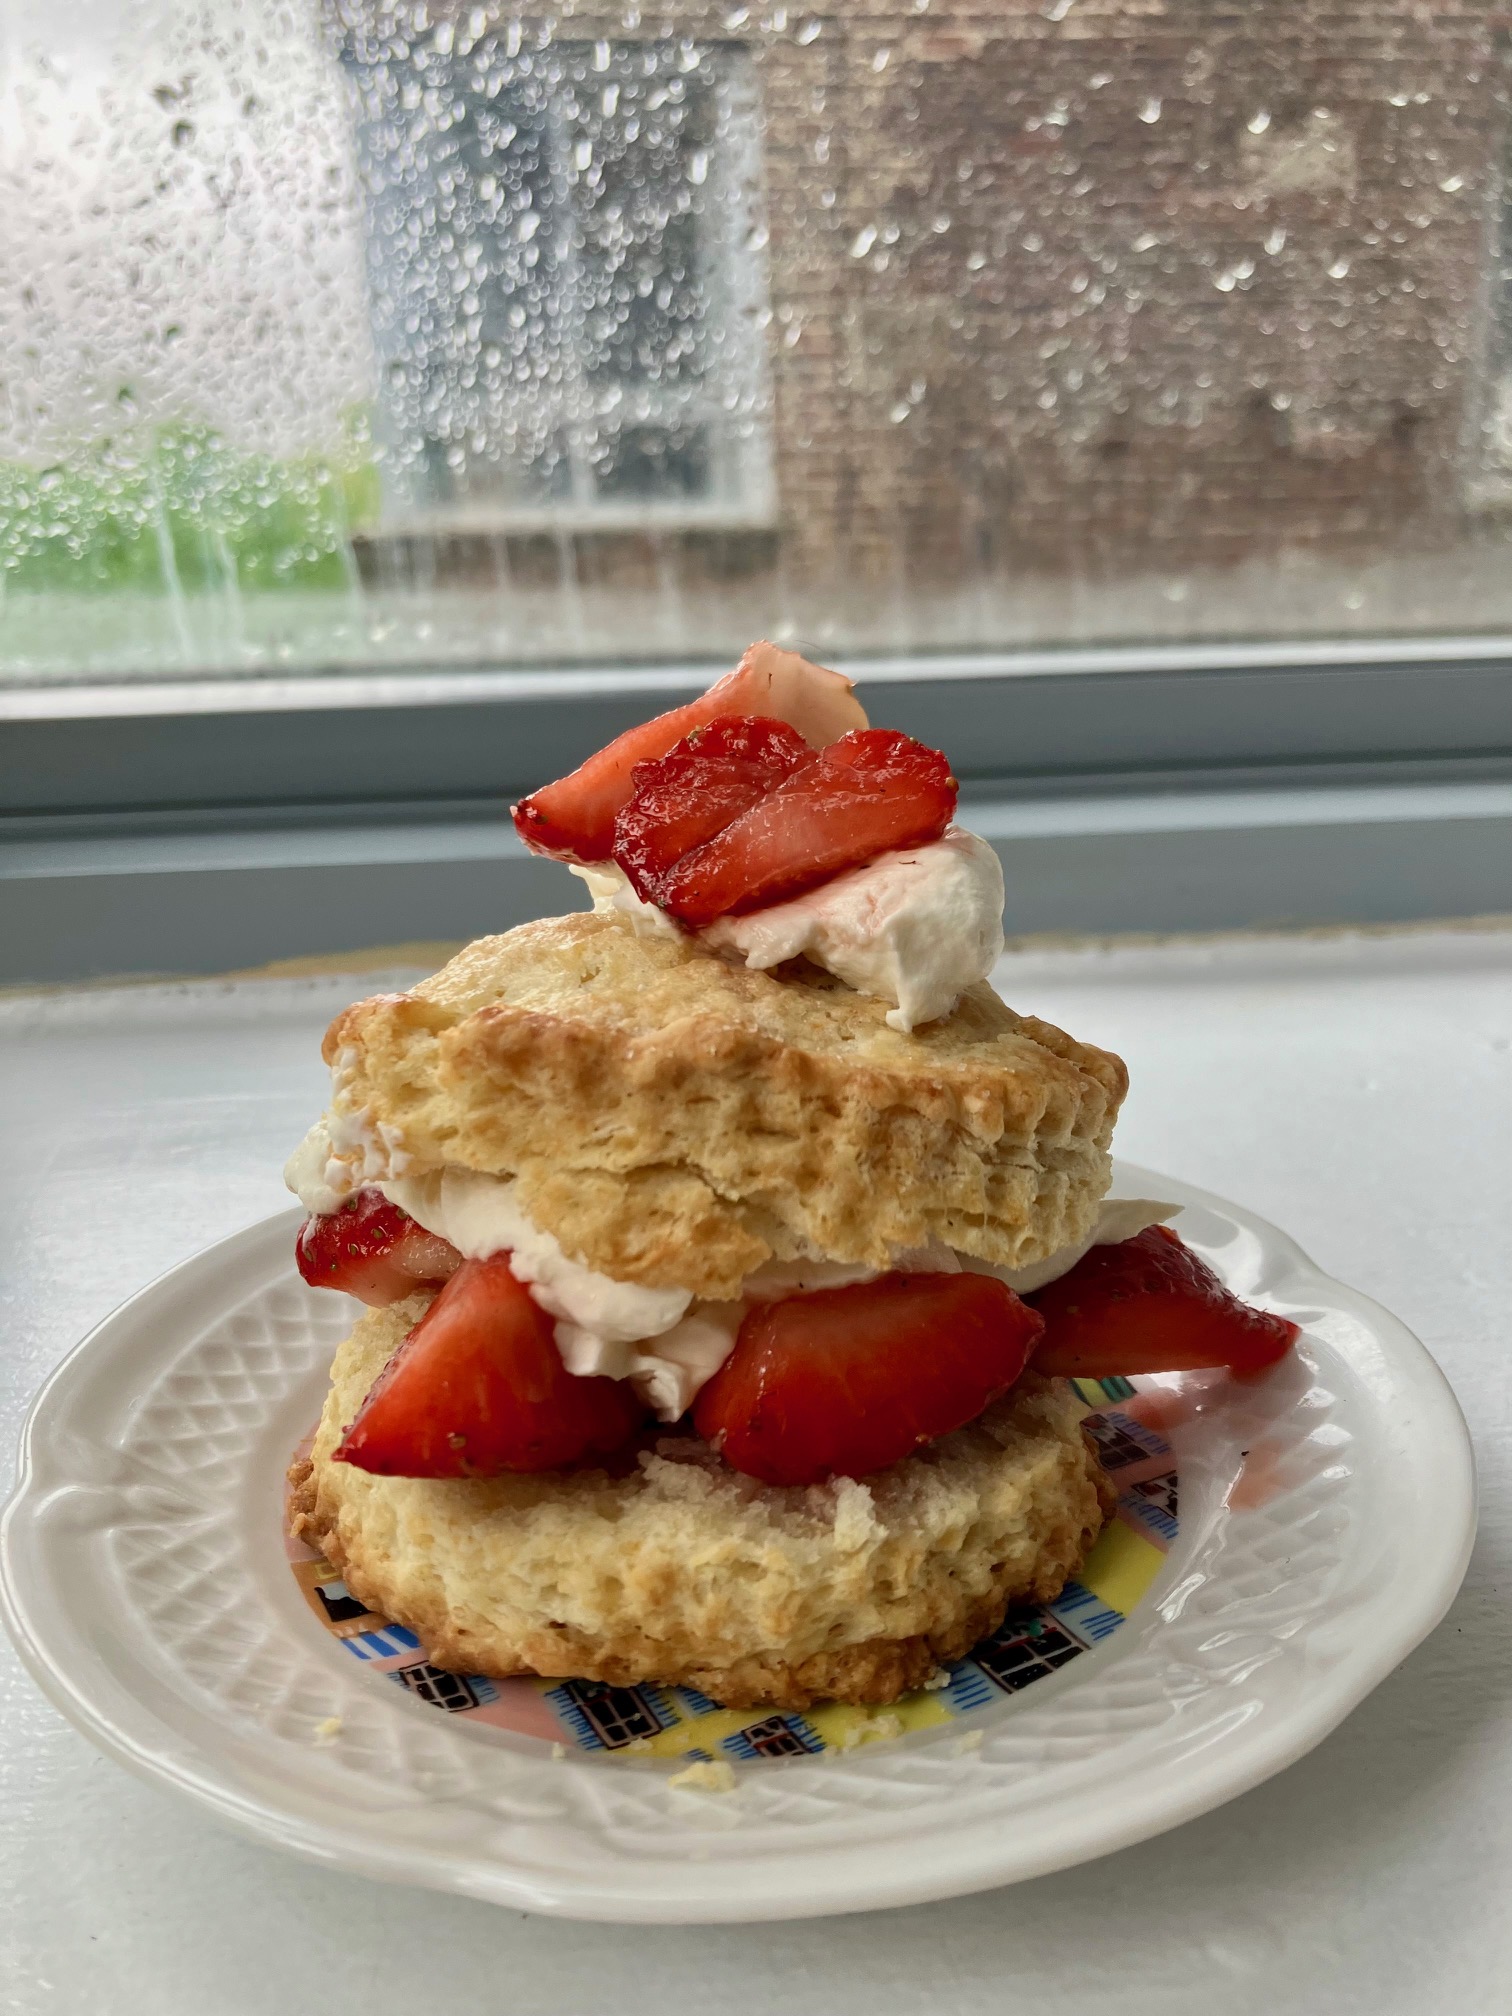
[334,1254,647,1477]
[511,642,866,863]
[656,728,957,929]
[296,1190,461,1308]
[692,1271,1043,1487]
[1031,1225,1300,1378]
[613,715,816,902]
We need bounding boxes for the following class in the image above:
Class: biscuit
[290,1297,1113,1710]
[322,913,1127,1301]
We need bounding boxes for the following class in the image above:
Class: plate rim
[0,1165,1478,1922]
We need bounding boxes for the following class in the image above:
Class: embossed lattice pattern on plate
[1,1167,1474,1919]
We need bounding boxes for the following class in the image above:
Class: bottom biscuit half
[290,1298,1113,1711]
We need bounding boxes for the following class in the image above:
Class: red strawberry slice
[656,728,957,930]
[511,642,866,863]
[296,1189,461,1308]
[1031,1225,1299,1378]
[692,1271,1043,1487]
[613,715,816,902]
[334,1254,647,1477]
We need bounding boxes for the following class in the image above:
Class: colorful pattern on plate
[284,1380,1175,1765]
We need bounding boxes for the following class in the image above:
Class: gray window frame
[2,639,1509,984]
[4,635,1511,819]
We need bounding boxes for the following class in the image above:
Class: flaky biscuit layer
[289,1298,1111,1711]
[322,913,1127,1301]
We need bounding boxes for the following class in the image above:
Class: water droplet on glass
[1247,110,1270,134]
[850,225,878,258]
[1439,174,1465,194]
[1138,98,1162,124]
[872,49,890,73]
[1328,256,1350,279]
[1265,227,1287,255]
[797,19,822,45]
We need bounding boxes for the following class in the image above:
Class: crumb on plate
[668,1758,738,1795]
[835,1711,905,1753]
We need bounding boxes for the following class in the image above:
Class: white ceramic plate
[0,1162,1475,1923]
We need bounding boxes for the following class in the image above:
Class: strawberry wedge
[694,1271,1044,1487]
[654,728,957,929]
[1031,1225,1299,1378]
[296,1190,461,1308]
[334,1254,646,1477]
[613,715,816,902]
[512,642,867,862]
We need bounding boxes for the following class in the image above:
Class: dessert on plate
[286,644,1297,1709]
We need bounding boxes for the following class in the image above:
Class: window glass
[345,32,772,527]
[3,0,1511,682]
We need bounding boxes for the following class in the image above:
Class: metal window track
[2,638,1508,981]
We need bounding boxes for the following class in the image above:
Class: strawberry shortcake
[286,645,1296,1708]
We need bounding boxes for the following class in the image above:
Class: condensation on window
[342,30,773,528]
[1,0,1510,680]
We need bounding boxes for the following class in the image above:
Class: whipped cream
[379,1164,693,1359]
[287,1122,1178,1420]
[283,1099,409,1215]
[569,861,684,943]
[287,1119,714,1417]
[573,825,1005,1031]
[705,828,1005,1032]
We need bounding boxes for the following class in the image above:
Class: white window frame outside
[349,37,776,539]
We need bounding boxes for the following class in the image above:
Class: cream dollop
[569,861,684,942]
[573,826,1005,1031]
[379,1165,693,1359]
[283,1103,409,1216]
[287,1125,1179,1419]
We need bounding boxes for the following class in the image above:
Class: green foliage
[0,414,380,594]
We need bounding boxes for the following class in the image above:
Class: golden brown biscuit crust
[290,1298,1113,1711]
[321,914,1127,1300]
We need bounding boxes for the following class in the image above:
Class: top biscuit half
[323,911,1128,1302]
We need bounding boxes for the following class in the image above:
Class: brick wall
[420,2,1511,602]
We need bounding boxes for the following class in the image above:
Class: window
[342,31,774,533]
[7,5,1512,681]
[2,5,1510,990]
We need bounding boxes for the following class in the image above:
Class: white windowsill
[365,502,779,538]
